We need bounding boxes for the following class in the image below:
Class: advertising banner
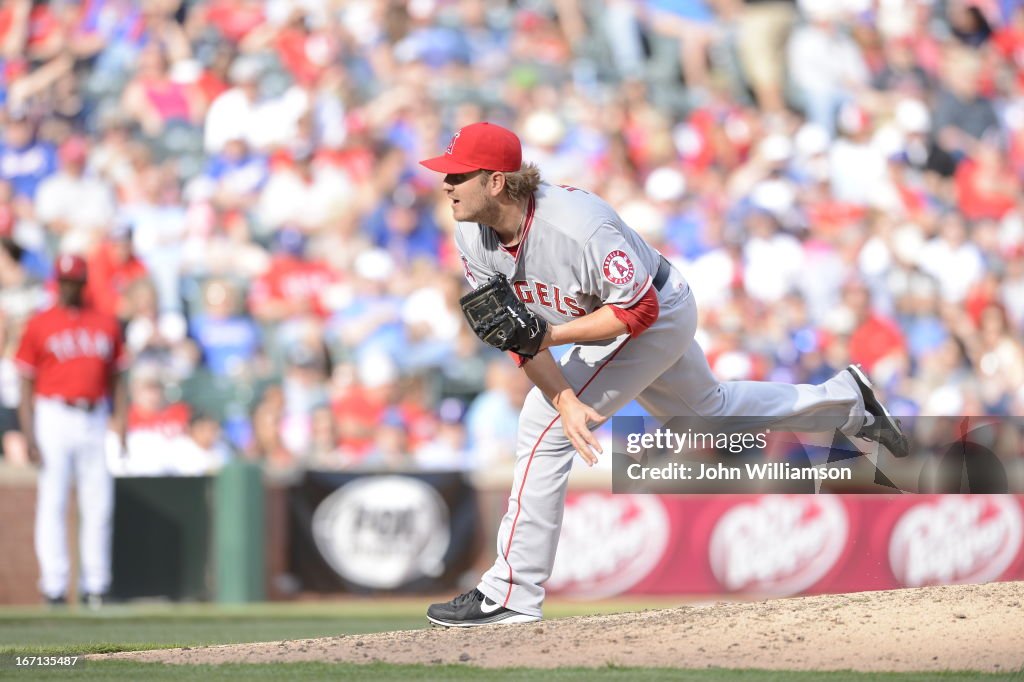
[289,471,479,593]
[547,493,1024,598]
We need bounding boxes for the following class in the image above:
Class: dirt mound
[92,582,1024,672]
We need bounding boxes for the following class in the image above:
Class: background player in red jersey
[15,254,128,608]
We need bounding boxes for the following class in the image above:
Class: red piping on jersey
[618,275,653,308]
[501,335,633,608]
[498,193,535,262]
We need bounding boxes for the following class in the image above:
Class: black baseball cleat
[426,589,540,627]
[44,594,66,608]
[847,364,909,458]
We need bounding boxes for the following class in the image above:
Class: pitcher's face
[442,170,493,222]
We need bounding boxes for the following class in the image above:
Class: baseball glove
[459,274,547,358]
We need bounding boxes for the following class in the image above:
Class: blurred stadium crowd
[0,0,1022,474]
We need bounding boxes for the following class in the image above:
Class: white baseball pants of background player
[34,397,114,600]
[477,269,867,617]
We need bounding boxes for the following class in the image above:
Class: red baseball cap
[55,254,87,282]
[419,122,522,174]
[59,137,89,165]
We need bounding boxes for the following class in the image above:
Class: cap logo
[419,122,520,174]
[445,131,461,156]
[60,255,72,272]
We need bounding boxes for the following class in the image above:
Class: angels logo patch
[603,250,635,285]
[446,131,461,155]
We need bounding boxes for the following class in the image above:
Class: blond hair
[498,163,542,202]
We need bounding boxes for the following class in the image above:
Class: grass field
[0,600,1020,681]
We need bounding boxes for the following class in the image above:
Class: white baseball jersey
[455,183,663,321]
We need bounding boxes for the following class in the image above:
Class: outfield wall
[2,464,1023,604]
[547,492,1024,597]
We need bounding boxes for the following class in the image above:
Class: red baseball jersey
[85,243,149,317]
[248,256,335,318]
[15,304,126,402]
[128,402,191,438]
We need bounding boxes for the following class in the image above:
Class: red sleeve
[609,286,659,338]
[13,318,39,376]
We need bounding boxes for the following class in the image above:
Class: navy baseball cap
[273,227,307,257]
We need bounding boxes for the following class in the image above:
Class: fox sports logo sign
[312,476,450,589]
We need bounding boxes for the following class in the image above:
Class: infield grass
[0,600,1019,681]
[0,598,674,653]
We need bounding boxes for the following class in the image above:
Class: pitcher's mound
[94,581,1024,672]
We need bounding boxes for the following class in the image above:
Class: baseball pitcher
[419,122,908,627]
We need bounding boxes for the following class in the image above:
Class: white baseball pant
[477,270,866,616]
[34,397,114,599]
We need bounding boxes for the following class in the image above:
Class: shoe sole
[847,365,909,458]
[426,613,541,628]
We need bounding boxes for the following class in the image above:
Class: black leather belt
[653,255,672,291]
[59,398,101,411]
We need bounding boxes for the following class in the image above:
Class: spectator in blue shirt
[189,278,261,377]
[203,137,269,205]
[0,110,56,199]
[362,182,441,266]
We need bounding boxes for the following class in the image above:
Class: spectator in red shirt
[844,279,907,374]
[200,0,265,45]
[112,364,191,476]
[329,353,435,466]
[247,227,334,323]
[126,366,190,441]
[271,8,337,87]
[85,220,149,320]
[192,44,233,112]
[955,138,1019,221]
[0,0,64,62]
[330,363,388,464]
